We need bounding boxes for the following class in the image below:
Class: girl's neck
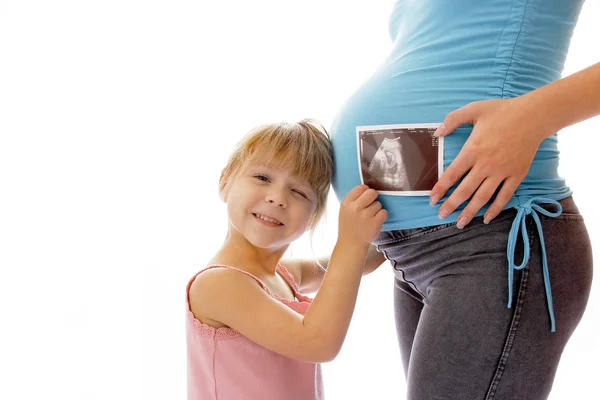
[212,231,288,276]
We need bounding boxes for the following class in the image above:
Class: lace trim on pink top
[186,264,312,340]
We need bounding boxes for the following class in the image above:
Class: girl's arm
[283,244,387,293]
[430,61,600,227]
[189,185,387,363]
[364,244,387,274]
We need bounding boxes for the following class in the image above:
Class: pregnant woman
[330,1,597,399]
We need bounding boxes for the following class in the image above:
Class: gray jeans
[373,196,593,400]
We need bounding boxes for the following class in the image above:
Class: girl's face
[222,161,317,251]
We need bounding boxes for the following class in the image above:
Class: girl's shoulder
[188,265,271,329]
[192,264,268,289]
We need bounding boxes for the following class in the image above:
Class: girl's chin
[246,236,293,251]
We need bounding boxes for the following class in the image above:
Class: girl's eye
[293,189,308,199]
[254,174,269,182]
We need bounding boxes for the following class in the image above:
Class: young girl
[186,119,387,400]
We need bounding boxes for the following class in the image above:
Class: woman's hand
[430,97,553,228]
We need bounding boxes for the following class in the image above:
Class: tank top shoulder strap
[196,265,272,296]
[275,264,300,294]
[276,264,312,302]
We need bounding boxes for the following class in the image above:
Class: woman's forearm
[524,62,600,138]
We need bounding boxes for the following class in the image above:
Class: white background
[1,1,598,399]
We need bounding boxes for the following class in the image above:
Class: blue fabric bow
[506,197,562,332]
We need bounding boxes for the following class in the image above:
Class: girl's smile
[252,213,284,227]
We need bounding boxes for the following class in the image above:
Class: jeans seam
[377,245,427,300]
[484,218,534,399]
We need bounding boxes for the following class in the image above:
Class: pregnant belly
[330,69,566,230]
[330,70,478,202]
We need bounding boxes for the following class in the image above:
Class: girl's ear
[219,169,231,202]
[219,181,229,202]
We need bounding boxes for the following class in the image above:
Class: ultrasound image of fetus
[366,137,410,191]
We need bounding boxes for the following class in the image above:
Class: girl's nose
[266,191,287,208]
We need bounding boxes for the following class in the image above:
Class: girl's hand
[339,185,388,246]
[430,97,551,228]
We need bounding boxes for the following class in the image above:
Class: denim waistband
[374,196,579,332]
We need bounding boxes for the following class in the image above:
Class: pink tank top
[186,264,324,400]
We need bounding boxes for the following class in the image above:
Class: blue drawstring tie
[506,197,562,332]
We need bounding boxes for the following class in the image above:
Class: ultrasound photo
[356,123,443,195]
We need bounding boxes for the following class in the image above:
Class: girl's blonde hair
[219,119,333,230]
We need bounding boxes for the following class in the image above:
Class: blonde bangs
[243,126,331,195]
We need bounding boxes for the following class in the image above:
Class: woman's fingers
[455,177,505,228]
[430,151,475,207]
[430,101,485,205]
[436,166,486,220]
[435,101,479,137]
[483,177,521,224]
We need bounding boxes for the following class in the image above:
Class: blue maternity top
[330,0,585,331]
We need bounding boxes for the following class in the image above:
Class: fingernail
[430,194,440,206]
[438,209,449,220]
[434,123,446,137]
[457,217,469,229]
[484,213,495,224]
